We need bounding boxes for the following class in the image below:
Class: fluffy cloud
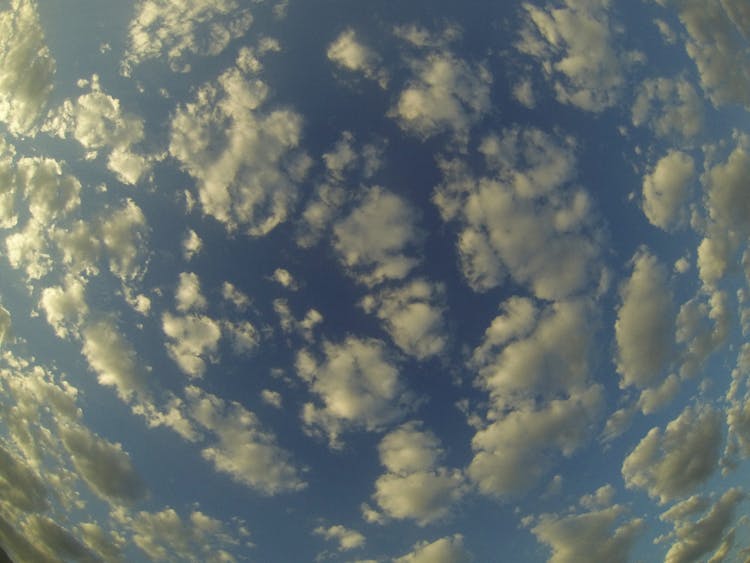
[16,157,81,223]
[43,74,151,184]
[361,279,448,359]
[660,488,745,563]
[0,305,10,345]
[170,48,310,236]
[100,199,150,284]
[391,49,491,144]
[394,534,471,563]
[59,424,146,504]
[631,76,703,141]
[162,312,221,378]
[39,276,88,338]
[175,272,207,313]
[122,0,254,74]
[182,229,203,261]
[271,268,298,291]
[0,137,18,228]
[676,290,730,379]
[615,249,675,389]
[661,0,750,109]
[434,127,602,300]
[313,524,366,552]
[368,422,466,526]
[622,405,722,504]
[0,445,48,513]
[333,186,423,287]
[296,336,412,448]
[0,0,55,136]
[185,385,305,494]
[517,0,641,112]
[642,150,695,231]
[4,219,53,281]
[530,499,644,563]
[327,29,388,87]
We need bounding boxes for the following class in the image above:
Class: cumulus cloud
[0,137,18,228]
[390,49,491,144]
[517,0,642,112]
[182,229,203,261]
[16,157,81,223]
[60,424,146,504]
[0,305,10,345]
[122,0,254,74]
[676,290,730,379]
[333,186,423,287]
[39,276,88,338]
[221,281,251,311]
[100,199,150,284]
[361,278,448,359]
[394,534,471,563]
[313,524,365,552]
[0,0,55,136]
[0,445,48,513]
[185,385,305,494]
[4,218,53,281]
[327,29,388,87]
[169,48,311,236]
[631,77,703,141]
[660,488,745,563]
[662,0,750,109]
[615,249,675,389]
[529,497,644,563]
[162,312,221,378]
[367,422,466,526]
[434,127,602,300]
[642,150,695,231]
[622,404,722,504]
[296,336,412,448]
[271,268,298,290]
[175,272,207,313]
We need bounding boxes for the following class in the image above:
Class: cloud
[182,229,203,261]
[361,278,448,359]
[185,385,306,494]
[434,127,602,300]
[0,137,18,228]
[313,524,365,552]
[622,404,722,504]
[223,320,259,355]
[52,219,102,277]
[631,77,703,141]
[676,290,730,379]
[296,336,412,448]
[175,272,207,313]
[390,50,491,144]
[260,389,282,409]
[271,268,298,290]
[0,305,10,345]
[327,29,388,87]
[59,424,146,504]
[0,0,55,136]
[162,312,222,378]
[661,488,745,563]
[43,75,151,185]
[169,48,311,236]
[529,497,644,563]
[100,198,150,284]
[642,150,695,231]
[39,276,88,338]
[0,445,48,513]
[22,516,96,562]
[122,0,254,74]
[662,0,750,109]
[368,422,466,526]
[393,534,471,563]
[221,281,251,311]
[516,0,642,112]
[333,186,423,287]
[16,157,81,223]
[615,249,675,389]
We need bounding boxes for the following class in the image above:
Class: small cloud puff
[393,534,471,563]
[327,29,388,88]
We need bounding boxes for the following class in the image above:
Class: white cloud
[663,0,750,109]
[676,290,730,379]
[530,499,644,563]
[516,0,641,112]
[0,137,18,228]
[100,199,150,284]
[39,276,88,338]
[333,186,423,286]
[642,150,695,231]
[394,534,471,563]
[0,305,10,345]
[0,0,55,136]
[162,312,222,378]
[637,373,680,415]
[391,51,491,144]
[361,278,448,359]
[512,76,536,108]
[313,524,365,552]
[661,488,745,563]
[122,0,254,74]
[327,29,388,87]
[52,220,102,277]
[169,48,310,236]
[5,219,53,281]
[0,445,48,513]
[221,281,250,311]
[296,336,412,448]
[59,424,146,504]
[615,249,675,389]
[631,77,703,141]
[622,404,722,504]
[271,268,298,290]
[175,272,207,313]
[260,389,282,409]
[16,157,81,223]
[185,385,306,494]
[434,128,601,300]
[182,229,203,261]
[223,320,259,355]
[369,422,466,526]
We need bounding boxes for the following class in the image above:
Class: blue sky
[1,0,750,561]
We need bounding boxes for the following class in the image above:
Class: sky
[1,0,750,561]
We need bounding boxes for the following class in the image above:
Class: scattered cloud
[271,268,298,291]
[0,0,55,136]
[327,29,388,87]
[314,524,365,552]
[182,229,203,261]
[642,150,695,231]
[175,272,208,313]
[622,404,722,504]
[162,312,222,378]
[631,77,703,141]
[393,534,471,563]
